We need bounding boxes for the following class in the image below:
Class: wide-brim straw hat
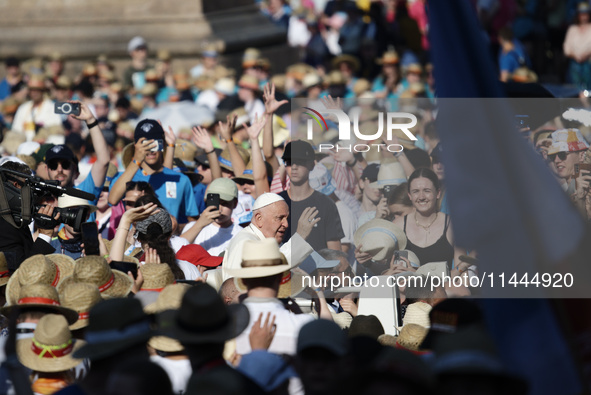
[396,323,428,351]
[140,263,175,292]
[225,238,290,279]
[59,282,102,331]
[235,268,307,299]
[377,50,400,65]
[332,54,360,72]
[57,256,133,299]
[354,219,407,261]
[2,283,79,325]
[6,254,75,306]
[219,145,250,172]
[145,283,191,353]
[0,252,11,287]
[369,162,407,189]
[57,195,97,214]
[402,302,432,328]
[17,314,85,372]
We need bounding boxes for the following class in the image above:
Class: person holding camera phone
[108,119,199,225]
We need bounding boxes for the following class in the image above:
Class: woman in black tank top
[393,168,464,269]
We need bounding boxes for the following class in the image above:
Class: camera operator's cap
[134,119,165,144]
[57,195,97,214]
[127,36,147,53]
[206,178,238,201]
[282,140,316,162]
[354,219,407,261]
[361,163,380,182]
[370,162,406,189]
[547,128,589,155]
[136,207,172,235]
[45,144,76,163]
[309,163,336,196]
[252,193,285,211]
[297,319,348,357]
[299,251,340,274]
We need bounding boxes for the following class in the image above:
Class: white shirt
[176,259,200,280]
[221,223,313,281]
[336,200,358,245]
[195,89,220,112]
[235,297,314,356]
[184,221,241,257]
[150,355,192,395]
[12,99,63,140]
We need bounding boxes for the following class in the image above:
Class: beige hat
[354,219,407,261]
[235,268,307,298]
[139,263,175,291]
[1,131,26,155]
[402,301,432,328]
[232,161,254,182]
[353,79,371,96]
[0,252,10,287]
[58,256,133,299]
[214,78,236,96]
[174,139,198,165]
[302,73,322,89]
[369,162,406,189]
[237,75,259,91]
[6,254,74,306]
[17,314,86,373]
[377,50,400,65]
[2,283,78,325]
[59,282,102,330]
[219,145,250,173]
[206,178,239,201]
[103,163,119,188]
[396,323,428,351]
[145,283,191,352]
[225,238,290,278]
[57,195,97,214]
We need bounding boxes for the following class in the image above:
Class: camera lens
[61,103,72,114]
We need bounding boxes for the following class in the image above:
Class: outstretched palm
[192,125,214,152]
[245,113,268,141]
[263,83,288,114]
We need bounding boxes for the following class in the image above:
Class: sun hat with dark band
[59,282,102,331]
[6,254,75,306]
[354,219,407,261]
[58,256,133,299]
[73,298,153,361]
[1,284,78,325]
[225,238,290,278]
[17,314,86,373]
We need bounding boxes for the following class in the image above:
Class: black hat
[73,298,153,361]
[164,282,249,345]
[361,163,380,182]
[421,298,484,349]
[282,140,315,162]
[45,144,76,163]
[134,119,164,143]
[5,57,19,68]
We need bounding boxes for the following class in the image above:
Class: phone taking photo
[206,193,220,210]
[81,222,100,256]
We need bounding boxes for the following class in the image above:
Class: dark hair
[0,161,32,176]
[407,168,440,192]
[115,97,131,110]
[134,195,184,280]
[107,360,173,395]
[424,121,438,141]
[5,57,19,68]
[74,80,95,99]
[126,181,155,196]
[387,183,412,206]
[404,149,431,170]
[498,26,514,42]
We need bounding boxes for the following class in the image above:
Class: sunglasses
[548,152,569,161]
[125,181,151,192]
[47,159,72,171]
[234,178,254,186]
[123,199,136,208]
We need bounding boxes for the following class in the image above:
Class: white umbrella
[137,102,215,134]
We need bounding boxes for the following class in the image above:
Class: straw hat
[404,63,423,75]
[353,79,371,96]
[59,282,102,330]
[145,283,191,352]
[256,114,289,148]
[219,145,250,172]
[402,302,432,328]
[396,323,428,351]
[27,75,46,90]
[332,54,360,72]
[0,252,10,287]
[1,97,22,115]
[174,139,198,166]
[233,161,254,183]
[6,254,74,306]
[57,195,97,214]
[302,73,322,90]
[121,142,134,168]
[369,162,406,189]
[17,314,86,373]
[140,263,175,292]
[377,50,400,65]
[55,75,72,90]
[57,256,133,299]
[235,268,307,299]
[1,283,78,325]
[1,131,26,155]
[237,75,259,91]
[354,219,407,261]
[512,67,537,83]
[225,238,290,278]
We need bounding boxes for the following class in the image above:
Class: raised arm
[109,203,159,261]
[262,83,288,173]
[218,115,246,176]
[71,101,110,188]
[192,125,222,180]
[245,113,270,197]
[163,125,176,169]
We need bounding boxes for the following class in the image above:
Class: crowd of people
[0,0,590,394]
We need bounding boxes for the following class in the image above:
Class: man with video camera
[0,161,57,271]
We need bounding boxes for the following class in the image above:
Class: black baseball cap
[282,140,315,162]
[45,144,76,162]
[134,119,164,142]
[361,163,380,182]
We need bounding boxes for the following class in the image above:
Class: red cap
[176,245,223,268]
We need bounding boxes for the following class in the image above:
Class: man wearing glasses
[547,128,590,198]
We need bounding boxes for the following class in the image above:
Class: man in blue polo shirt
[108,119,199,224]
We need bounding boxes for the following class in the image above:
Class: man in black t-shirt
[279,140,344,251]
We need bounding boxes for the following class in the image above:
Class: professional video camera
[0,167,95,231]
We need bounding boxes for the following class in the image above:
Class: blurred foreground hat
[128,36,147,53]
[298,319,347,356]
[332,54,360,72]
[145,283,191,352]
